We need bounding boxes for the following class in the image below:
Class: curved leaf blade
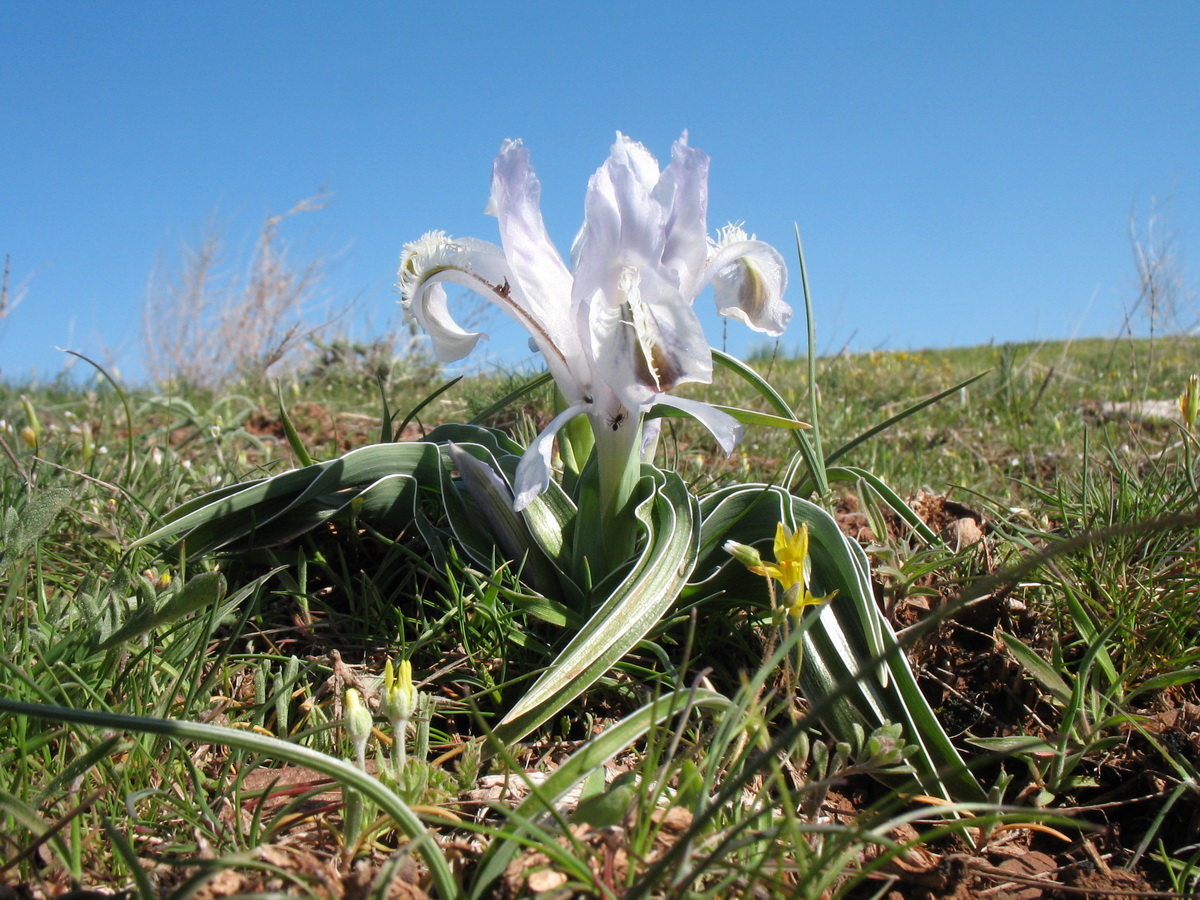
[492,468,700,745]
[692,482,984,803]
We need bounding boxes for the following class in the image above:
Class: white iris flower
[399,132,790,510]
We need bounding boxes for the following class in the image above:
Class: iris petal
[654,134,710,294]
[706,235,791,336]
[513,403,590,511]
[490,141,577,339]
[405,283,485,363]
[652,394,743,455]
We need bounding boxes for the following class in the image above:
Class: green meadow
[2,334,1199,898]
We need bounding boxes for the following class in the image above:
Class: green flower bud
[344,688,373,770]
[723,539,763,570]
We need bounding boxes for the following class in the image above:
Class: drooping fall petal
[513,404,590,511]
[706,225,791,336]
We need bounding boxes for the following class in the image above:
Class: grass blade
[0,698,456,899]
[468,371,553,426]
[276,380,314,467]
[712,348,826,494]
[395,374,463,439]
[471,687,733,899]
[823,371,989,468]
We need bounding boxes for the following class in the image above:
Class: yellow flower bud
[1180,374,1200,429]
[344,688,373,769]
[381,658,417,725]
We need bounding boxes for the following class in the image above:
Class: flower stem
[591,411,643,571]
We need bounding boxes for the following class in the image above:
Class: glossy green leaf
[132,442,446,555]
[492,468,700,745]
[441,442,565,600]
[692,482,984,803]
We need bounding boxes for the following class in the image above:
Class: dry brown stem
[142,191,341,389]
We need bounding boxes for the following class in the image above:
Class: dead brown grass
[142,191,344,389]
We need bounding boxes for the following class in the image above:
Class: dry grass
[142,191,345,389]
[0,254,27,328]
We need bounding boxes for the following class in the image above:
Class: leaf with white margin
[492,466,699,745]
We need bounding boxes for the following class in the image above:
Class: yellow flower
[381,658,417,725]
[750,521,808,589]
[741,522,836,618]
[1180,374,1200,429]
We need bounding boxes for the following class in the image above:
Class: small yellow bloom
[751,521,808,589]
[1180,374,1200,429]
[745,522,836,617]
[381,658,417,725]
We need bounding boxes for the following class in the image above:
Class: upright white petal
[654,133,710,295]
[490,141,595,405]
[606,144,667,269]
[572,135,666,309]
[490,142,577,337]
[610,132,662,193]
[574,134,714,416]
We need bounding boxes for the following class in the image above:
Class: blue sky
[2,2,1197,382]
